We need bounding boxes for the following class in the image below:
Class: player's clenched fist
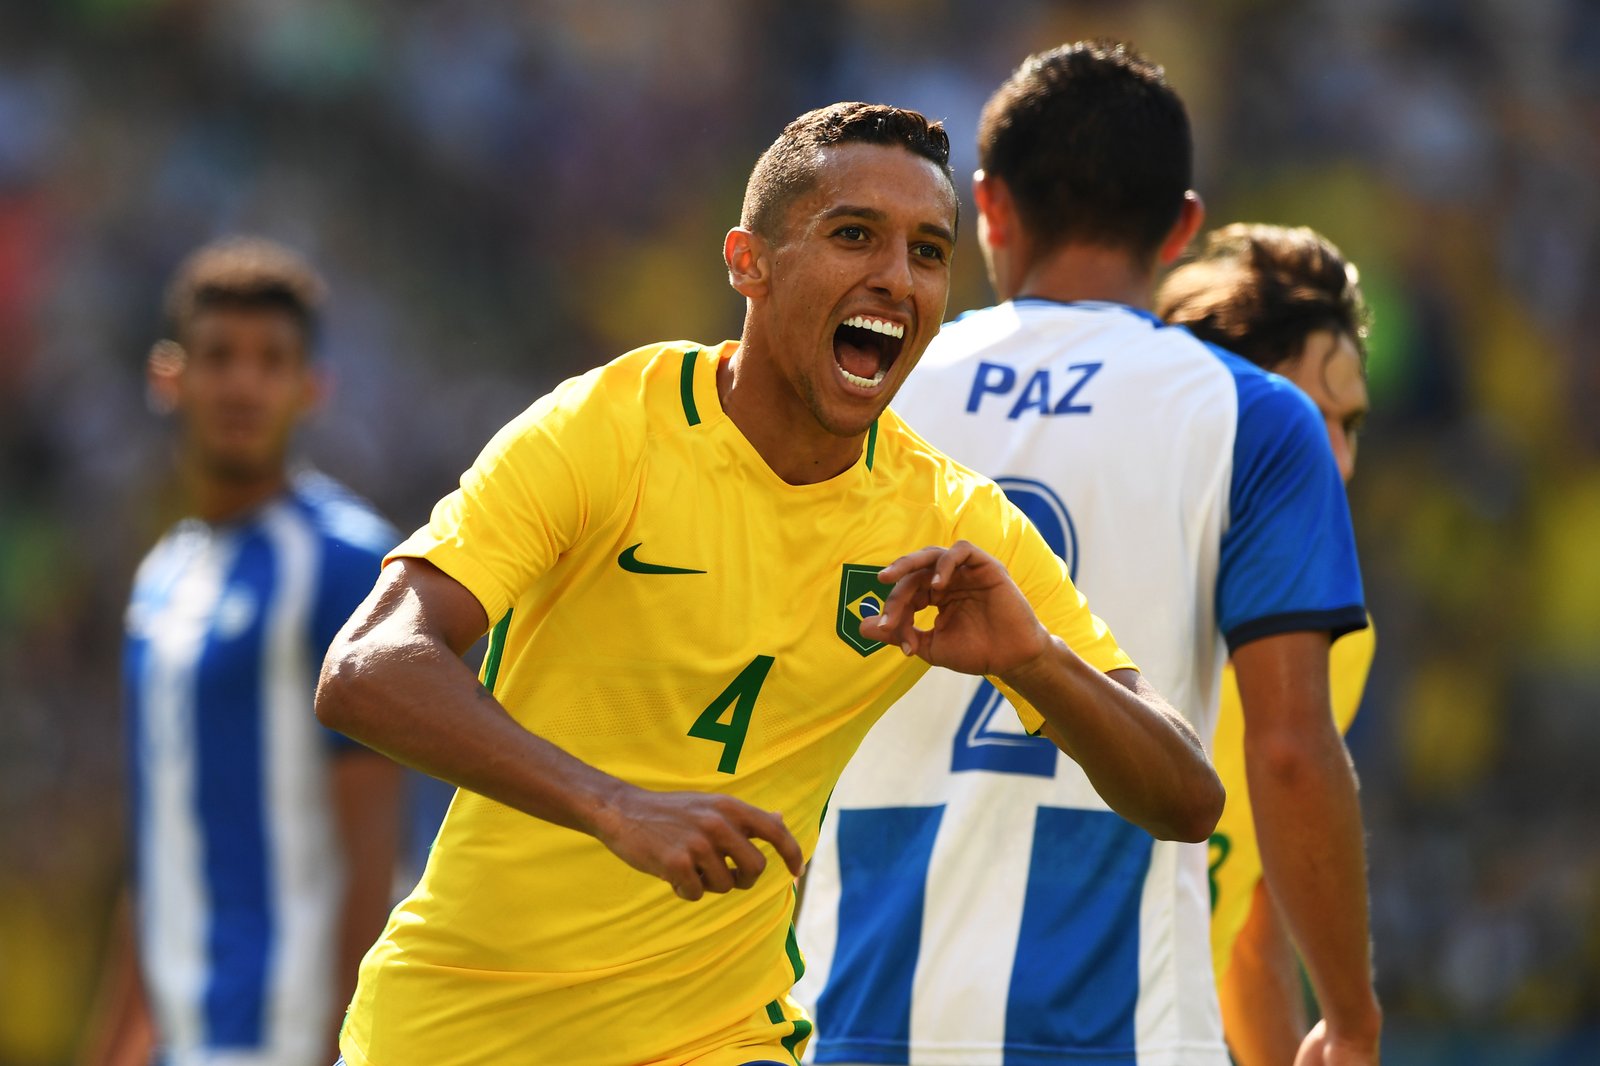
[591,788,805,901]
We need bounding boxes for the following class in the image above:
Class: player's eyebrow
[822,204,954,245]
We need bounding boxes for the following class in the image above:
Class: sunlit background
[2,1,1598,1063]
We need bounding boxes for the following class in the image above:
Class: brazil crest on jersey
[338,341,1134,1066]
[796,301,1365,1066]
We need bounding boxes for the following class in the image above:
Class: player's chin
[810,390,880,437]
[200,447,282,483]
[839,368,910,419]
[821,406,885,441]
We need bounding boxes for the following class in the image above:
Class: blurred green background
[1,1,1597,1063]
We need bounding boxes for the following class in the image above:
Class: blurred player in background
[314,102,1220,1066]
[797,43,1380,1066]
[83,238,402,1066]
[1158,223,1374,1066]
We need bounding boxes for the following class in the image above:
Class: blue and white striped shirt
[797,301,1365,1066]
[122,471,395,1065]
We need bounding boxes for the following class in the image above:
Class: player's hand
[592,787,805,901]
[859,540,1051,677]
[1294,1020,1379,1066]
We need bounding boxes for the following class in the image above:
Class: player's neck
[718,347,863,486]
[1007,243,1156,311]
[184,460,292,525]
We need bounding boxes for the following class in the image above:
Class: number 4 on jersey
[687,655,774,774]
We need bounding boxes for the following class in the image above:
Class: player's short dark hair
[1155,223,1370,372]
[742,102,955,240]
[978,40,1191,260]
[164,236,326,351]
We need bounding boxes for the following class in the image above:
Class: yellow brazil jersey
[340,341,1134,1066]
[1206,620,1375,983]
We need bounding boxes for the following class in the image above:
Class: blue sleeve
[1217,353,1367,651]
[313,524,396,754]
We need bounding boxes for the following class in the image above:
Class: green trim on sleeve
[679,349,702,426]
[482,610,513,693]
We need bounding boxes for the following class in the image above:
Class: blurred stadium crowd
[1,0,1598,1061]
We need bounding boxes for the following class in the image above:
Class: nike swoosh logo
[617,543,706,575]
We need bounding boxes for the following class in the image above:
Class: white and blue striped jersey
[796,300,1366,1066]
[122,471,395,1066]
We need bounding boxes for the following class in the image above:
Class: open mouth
[833,314,906,389]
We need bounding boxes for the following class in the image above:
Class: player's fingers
[858,601,911,644]
[876,546,947,585]
[670,858,705,901]
[695,856,735,894]
[742,808,804,877]
[930,540,980,589]
[717,831,768,890]
[899,620,937,661]
[683,829,736,893]
[874,567,932,636]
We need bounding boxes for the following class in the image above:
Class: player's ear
[725,226,770,298]
[146,339,185,415]
[298,360,329,417]
[1156,191,1205,267]
[972,170,1012,248]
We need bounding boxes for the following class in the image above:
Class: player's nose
[865,243,915,303]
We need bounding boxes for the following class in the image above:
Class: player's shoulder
[874,406,1008,514]
[1201,340,1325,438]
[288,470,399,559]
[130,519,205,590]
[514,339,726,443]
[919,300,1231,396]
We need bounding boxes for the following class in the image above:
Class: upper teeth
[844,315,905,338]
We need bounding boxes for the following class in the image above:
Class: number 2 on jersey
[687,655,774,774]
[949,478,1078,778]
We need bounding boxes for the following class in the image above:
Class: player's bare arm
[862,540,1224,842]
[315,558,804,902]
[328,751,402,1058]
[1233,632,1381,1064]
[78,890,155,1066]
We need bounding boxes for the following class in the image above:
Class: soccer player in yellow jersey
[314,103,1223,1066]
[1158,223,1374,1066]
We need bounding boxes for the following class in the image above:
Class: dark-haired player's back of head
[981,41,1190,255]
[974,41,1197,299]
